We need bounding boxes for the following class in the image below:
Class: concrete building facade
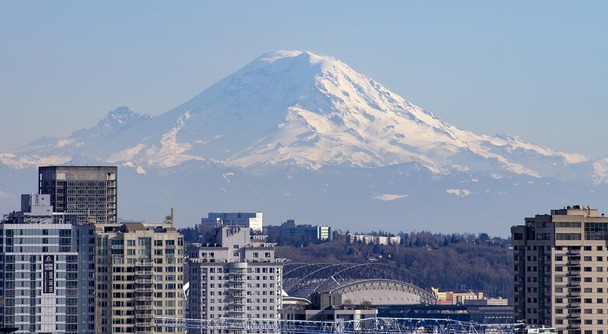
[201,212,263,232]
[0,194,96,334]
[512,205,608,334]
[38,166,118,224]
[94,215,185,334]
[186,224,283,332]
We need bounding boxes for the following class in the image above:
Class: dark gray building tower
[38,166,117,224]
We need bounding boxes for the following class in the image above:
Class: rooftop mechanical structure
[283,263,436,305]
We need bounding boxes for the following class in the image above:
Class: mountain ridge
[1,50,591,178]
[1,50,606,235]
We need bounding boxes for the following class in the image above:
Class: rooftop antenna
[164,208,174,225]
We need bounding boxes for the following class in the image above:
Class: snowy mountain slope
[2,50,608,234]
[1,50,590,181]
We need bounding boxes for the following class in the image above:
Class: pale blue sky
[1,1,606,158]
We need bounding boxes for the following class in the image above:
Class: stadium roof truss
[283,263,436,305]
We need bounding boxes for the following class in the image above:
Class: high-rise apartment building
[94,214,185,334]
[38,166,117,224]
[186,224,283,333]
[0,194,96,334]
[512,205,608,334]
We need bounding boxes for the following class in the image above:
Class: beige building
[512,205,608,334]
[95,213,185,333]
[432,287,485,305]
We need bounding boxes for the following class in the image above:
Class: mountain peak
[1,50,592,180]
[71,107,152,139]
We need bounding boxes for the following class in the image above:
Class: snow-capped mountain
[0,50,605,235]
[3,50,589,175]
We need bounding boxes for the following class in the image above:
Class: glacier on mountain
[2,50,590,180]
[1,50,607,234]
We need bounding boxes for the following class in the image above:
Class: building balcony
[135,321,154,328]
[567,322,581,330]
[229,307,245,313]
[136,279,153,284]
[567,260,581,266]
[229,278,246,283]
[567,280,581,287]
[135,288,153,293]
[566,270,581,276]
[231,298,245,305]
[135,313,154,319]
[135,296,153,302]
[230,284,245,290]
[135,271,153,276]
[135,305,153,311]
[567,312,581,319]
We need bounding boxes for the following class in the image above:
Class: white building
[186,224,284,333]
[347,233,401,245]
[0,194,96,334]
[201,212,263,232]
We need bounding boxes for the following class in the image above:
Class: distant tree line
[275,231,513,299]
[179,226,513,299]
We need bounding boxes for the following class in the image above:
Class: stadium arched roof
[282,263,436,305]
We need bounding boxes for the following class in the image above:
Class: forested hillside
[180,226,513,299]
[273,231,513,299]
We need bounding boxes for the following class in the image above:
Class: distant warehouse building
[347,233,400,245]
[265,219,332,243]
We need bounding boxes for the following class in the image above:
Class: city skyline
[1,1,607,158]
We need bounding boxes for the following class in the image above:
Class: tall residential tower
[38,166,117,224]
[512,205,608,334]
[186,224,284,333]
[0,194,96,334]
[94,214,185,334]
